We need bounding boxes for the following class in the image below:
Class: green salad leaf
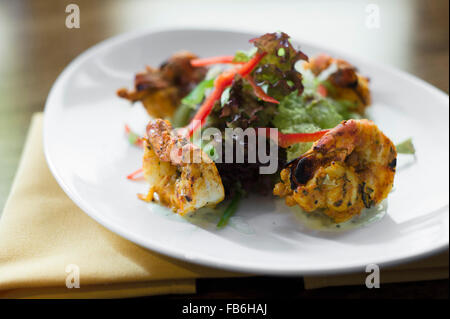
[396,138,416,155]
[274,91,344,131]
[171,78,214,127]
[273,91,361,160]
[181,78,215,106]
[232,47,257,63]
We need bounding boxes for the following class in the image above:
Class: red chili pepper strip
[278,130,329,148]
[188,52,267,136]
[127,168,144,181]
[186,80,226,136]
[236,52,266,76]
[246,74,279,104]
[317,84,328,97]
[259,128,329,148]
[190,55,244,67]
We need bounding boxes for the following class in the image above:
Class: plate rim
[43,27,449,275]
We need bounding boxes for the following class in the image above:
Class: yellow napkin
[0,113,232,298]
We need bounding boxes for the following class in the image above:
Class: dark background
[0,0,448,298]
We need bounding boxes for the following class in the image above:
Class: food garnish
[187,52,267,136]
[396,138,416,155]
[217,187,244,228]
[190,55,244,67]
[126,168,144,181]
[124,124,144,148]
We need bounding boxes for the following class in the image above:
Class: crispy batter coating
[117,51,207,118]
[304,54,371,114]
[273,119,397,223]
[142,119,224,215]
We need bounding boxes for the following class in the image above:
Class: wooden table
[0,0,448,298]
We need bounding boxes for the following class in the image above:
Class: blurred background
[0,0,448,210]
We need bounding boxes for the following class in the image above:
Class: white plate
[44,29,449,275]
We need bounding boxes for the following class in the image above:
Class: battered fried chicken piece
[304,54,371,114]
[117,51,207,118]
[273,119,397,223]
[142,119,225,215]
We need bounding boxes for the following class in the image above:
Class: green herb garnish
[181,78,215,106]
[172,78,215,127]
[396,138,416,155]
[217,188,243,228]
